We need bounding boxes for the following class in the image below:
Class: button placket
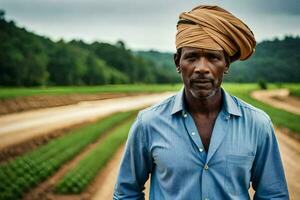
[204,164,209,170]
[182,110,206,162]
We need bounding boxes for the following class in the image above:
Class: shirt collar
[221,88,242,117]
[171,87,185,115]
[170,87,242,117]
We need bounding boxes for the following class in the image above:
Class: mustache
[190,77,213,83]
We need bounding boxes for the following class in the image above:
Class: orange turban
[176,5,256,61]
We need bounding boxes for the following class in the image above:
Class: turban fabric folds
[176,5,256,61]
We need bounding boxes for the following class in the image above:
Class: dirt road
[251,89,300,115]
[91,144,151,200]
[0,92,174,149]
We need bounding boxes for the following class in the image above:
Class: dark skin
[174,47,229,151]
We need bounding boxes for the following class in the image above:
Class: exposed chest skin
[191,113,218,152]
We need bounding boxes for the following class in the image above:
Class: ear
[174,52,181,73]
[224,63,230,74]
[174,53,180,67]
[224,54,230,74]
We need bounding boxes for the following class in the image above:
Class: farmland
[0,111,137,199]
[0,83,299,200]
[0,84,181,100]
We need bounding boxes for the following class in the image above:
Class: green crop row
[0,111,136,200]
[54,118,134,194]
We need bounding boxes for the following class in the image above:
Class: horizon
[3,15,299,54]
[1,0,300,52]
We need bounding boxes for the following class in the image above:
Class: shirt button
[183,113,188,118]
[191,132,196,135]
[199,148,204,152]
[204,164,209,170]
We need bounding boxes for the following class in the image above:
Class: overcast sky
[1,0,300,52]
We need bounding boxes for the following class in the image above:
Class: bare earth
[251,89,300,115]
[0,92,174,150]
[0,93,134,115]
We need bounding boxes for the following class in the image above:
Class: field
[0,83,299,200]
[0,111,137,199]
[0,84,182,100]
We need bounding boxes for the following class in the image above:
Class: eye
[184,54,197,62]
[187,57,196,62]
[207,54,221,61]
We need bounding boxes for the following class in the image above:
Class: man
[113,5,289,200]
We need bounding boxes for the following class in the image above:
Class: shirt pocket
[225,154,254,196]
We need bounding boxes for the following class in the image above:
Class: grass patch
[282,83,300,98]
[0,84,182,100]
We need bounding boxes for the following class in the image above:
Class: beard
[188,77,221,100]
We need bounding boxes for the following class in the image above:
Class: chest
[193,115,217,151]
[149,114,257,171]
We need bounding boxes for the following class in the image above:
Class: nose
[194,57,209,74]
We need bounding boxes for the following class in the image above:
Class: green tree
[47,42,86,85]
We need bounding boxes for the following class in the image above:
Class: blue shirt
[113,88,289,200]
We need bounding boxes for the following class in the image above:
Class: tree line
[0,11,179,86]
[0,10,299,86]
[137,36,300,84]
[224,36,300,83]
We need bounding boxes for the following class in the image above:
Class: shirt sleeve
[113,114,152,200]
[251,119,289,200]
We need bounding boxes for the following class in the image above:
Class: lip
[191,79,211,83]
[190,79,212,89]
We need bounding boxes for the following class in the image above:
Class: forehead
[181,47,224,55]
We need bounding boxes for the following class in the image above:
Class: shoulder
[129,94,175,142]
[230,94,273,130]
[137,94,175,124]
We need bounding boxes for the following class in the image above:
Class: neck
[185,88,223,116]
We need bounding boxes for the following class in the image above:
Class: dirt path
[251,89,300,115]
[91,144,125,200]
[275,128,300,199]
[91,144,150,200]
[0,92,174,150]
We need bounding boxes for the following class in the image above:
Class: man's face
[174,47,229,100]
